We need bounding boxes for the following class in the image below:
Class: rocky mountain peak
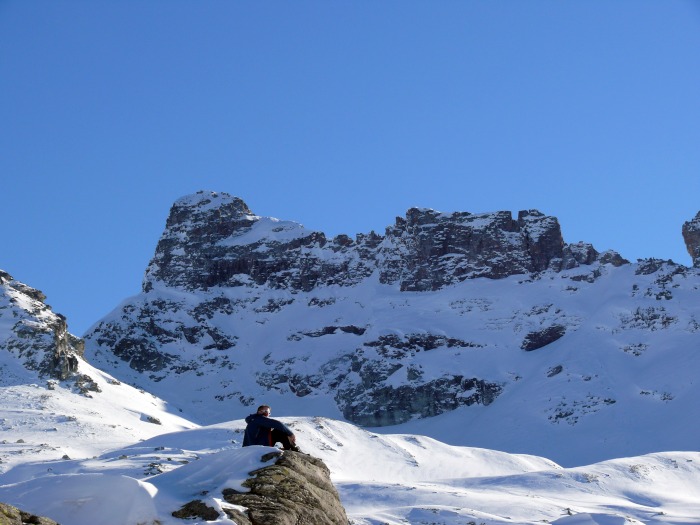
[165,191,254,232]
[143,191,262,292]
[0,270,84,381]
[682,210,700,267]
[221,450,348,525]
[381,207,568,290]
[143,192,613,295]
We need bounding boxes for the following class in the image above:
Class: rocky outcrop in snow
[0,502,58,525]
[682,210,700,267]
[0,270,84,381]
[172,449,348,525]
[222,450,348,525]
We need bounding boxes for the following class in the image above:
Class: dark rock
[598,250,629,267]
[382,208,566,291]
[171,499,219,521]
[635,258,676,276]
[364,333,481,356]
[223,451,348,525]
[619,306,676,331]
[0,270,84,382]
[222,507,252,525]
[338,375,502,426]
[547,365,564,377]
[521,325,567,351]
[682,211,700,267]
[141,192,595,296]
[561,242,599,269]
[142,191,345,293]
[109,335,174,373]
[300,325,366,338]
[0,271,47,303]
[44,315,84,380]
[0,502,60,524]
[74,374,101,395]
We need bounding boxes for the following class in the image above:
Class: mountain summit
[142,190,626,295]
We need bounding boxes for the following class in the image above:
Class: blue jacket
[242,413,293,447]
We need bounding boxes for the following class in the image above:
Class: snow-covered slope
[1,417,698,525]
[83,192,700,466]
[0,270,197,475]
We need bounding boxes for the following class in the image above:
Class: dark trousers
[271,429,297,450]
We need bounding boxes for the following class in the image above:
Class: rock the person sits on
[243,405,300,451]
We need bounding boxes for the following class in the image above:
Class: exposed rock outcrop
[338,374,502,426]
[142,191,620,295]
[172,499,220,521]
[222,451,348,525]
[0,270,84,381]
[521,325,567,351]
[0,502,59,525]
[682,211,700,267]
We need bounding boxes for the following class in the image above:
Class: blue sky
[2,1,700,336]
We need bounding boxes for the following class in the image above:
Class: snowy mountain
[81,191,700,466]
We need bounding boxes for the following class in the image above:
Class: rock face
[222,451,348,525]
[0,502,59,525]
[0,270,84,381]
[142,192,624,295]
[682,211,700,267]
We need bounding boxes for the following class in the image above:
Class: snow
[0,336,196,477]
[0,417,699,524]
[172,191,241,213]
[217,216,314,247]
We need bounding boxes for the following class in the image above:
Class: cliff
[0,270,84,381]
[682,210,700,267]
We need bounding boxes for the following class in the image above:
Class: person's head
[257,405,271,416]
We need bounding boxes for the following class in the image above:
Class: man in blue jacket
[242,405,300,451]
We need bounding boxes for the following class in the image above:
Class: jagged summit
[166,191,255,230]
[143,191,626,295]
[143,191,316,292]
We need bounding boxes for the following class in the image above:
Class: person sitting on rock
[242,404,300,451]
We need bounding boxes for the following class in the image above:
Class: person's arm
[261,417,294,435]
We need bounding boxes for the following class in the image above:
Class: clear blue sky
[2,1,700,336]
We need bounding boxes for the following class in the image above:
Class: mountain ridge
[66,190,700,466]
[141,191,629,296]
